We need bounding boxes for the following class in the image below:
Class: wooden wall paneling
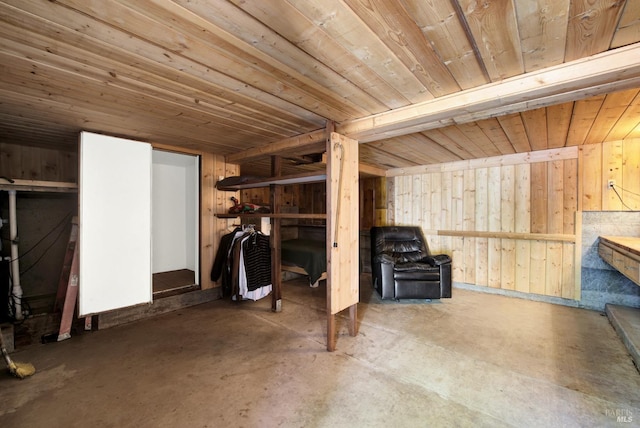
[414,174,426,230]
[200,152,216,290]
[561,241,576,299]
[451,171,465,282]
[562,158,578,299]
[563,158,578,233]
[601,140,623,210]
[430,172,443,250]
[487,167,501,288]
[0,143,22,179]
[360,178,375,230]
[530,162,548,233]
[387,177,396,225]
[500,165,516,290]
[395,175,408,222]
[580,143,603,211]
[475,168,489,287]
[440,171,453,254]
[463,169,476,284]
[514,163,531,293]
[545,160,564,296]
[529,162,547,294]
[374,177,387,226]
[622,139,640,210]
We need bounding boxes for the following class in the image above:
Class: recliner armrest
[374,253,397,264]
[421,254,451,266]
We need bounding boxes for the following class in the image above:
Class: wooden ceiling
[1,0,640,175]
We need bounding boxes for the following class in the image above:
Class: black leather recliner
[370,226,452,300]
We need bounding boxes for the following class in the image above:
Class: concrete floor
[1,275,639,427]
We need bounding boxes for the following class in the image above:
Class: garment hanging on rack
[212,225,271,301]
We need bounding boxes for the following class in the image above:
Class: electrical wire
[612,183,640,198]
[3,212,72,264]
[611,185,637,211]
[19,218,70,276]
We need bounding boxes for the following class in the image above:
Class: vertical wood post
[271,156,283,312]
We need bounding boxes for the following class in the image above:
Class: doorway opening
[151,150,199,298]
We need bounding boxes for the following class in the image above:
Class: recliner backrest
[371,226,430,263]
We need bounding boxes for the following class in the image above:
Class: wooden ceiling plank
[226,129,326,163]
[605,90,640,141]
[400,0,489,90]
[475,118,517,155]
[363,134,453,165]
[117,0,388,117]
[0,54,294,147]
[565,0,627,61]
[457,0,524,81]
[585,89,640,145]
[0,88,262,153]
[422,128,476,160]
[611,0,640,48]
[0,31,314,139]
[342,0,460,97]
[0,0,326,128]
[497,114,532,153]
[514,0,570,72]
[191,0,409,111]
[337,43,640,142]
[439,125,492,158]
[565,95,607,146]
[53,0,363,122]
[546,101,574,148]
[285,0,434,104]
[455,122,503,158]
[521,107,548,151]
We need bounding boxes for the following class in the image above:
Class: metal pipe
[8,190,23,320]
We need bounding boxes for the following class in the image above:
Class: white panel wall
[79,132,152,315]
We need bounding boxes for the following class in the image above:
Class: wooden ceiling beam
[337,43,640,143]
[228,44,640,168]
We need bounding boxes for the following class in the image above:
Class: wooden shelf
[0,179,78,193]
[215,213,327,219]
[216,171,326,190]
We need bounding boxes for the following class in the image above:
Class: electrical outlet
[608,180,615,189]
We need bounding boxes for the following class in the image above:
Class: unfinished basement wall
[0,142,78,314]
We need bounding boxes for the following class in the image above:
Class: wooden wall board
[327,132,359,316]
[622,139,640,209]
[391,145,581,300]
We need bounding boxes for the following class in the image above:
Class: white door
[79,132,152,316]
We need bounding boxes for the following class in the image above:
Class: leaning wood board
[326,132,359,351]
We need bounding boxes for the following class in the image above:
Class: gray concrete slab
[1,275,639,427]
[606,303,640,373]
